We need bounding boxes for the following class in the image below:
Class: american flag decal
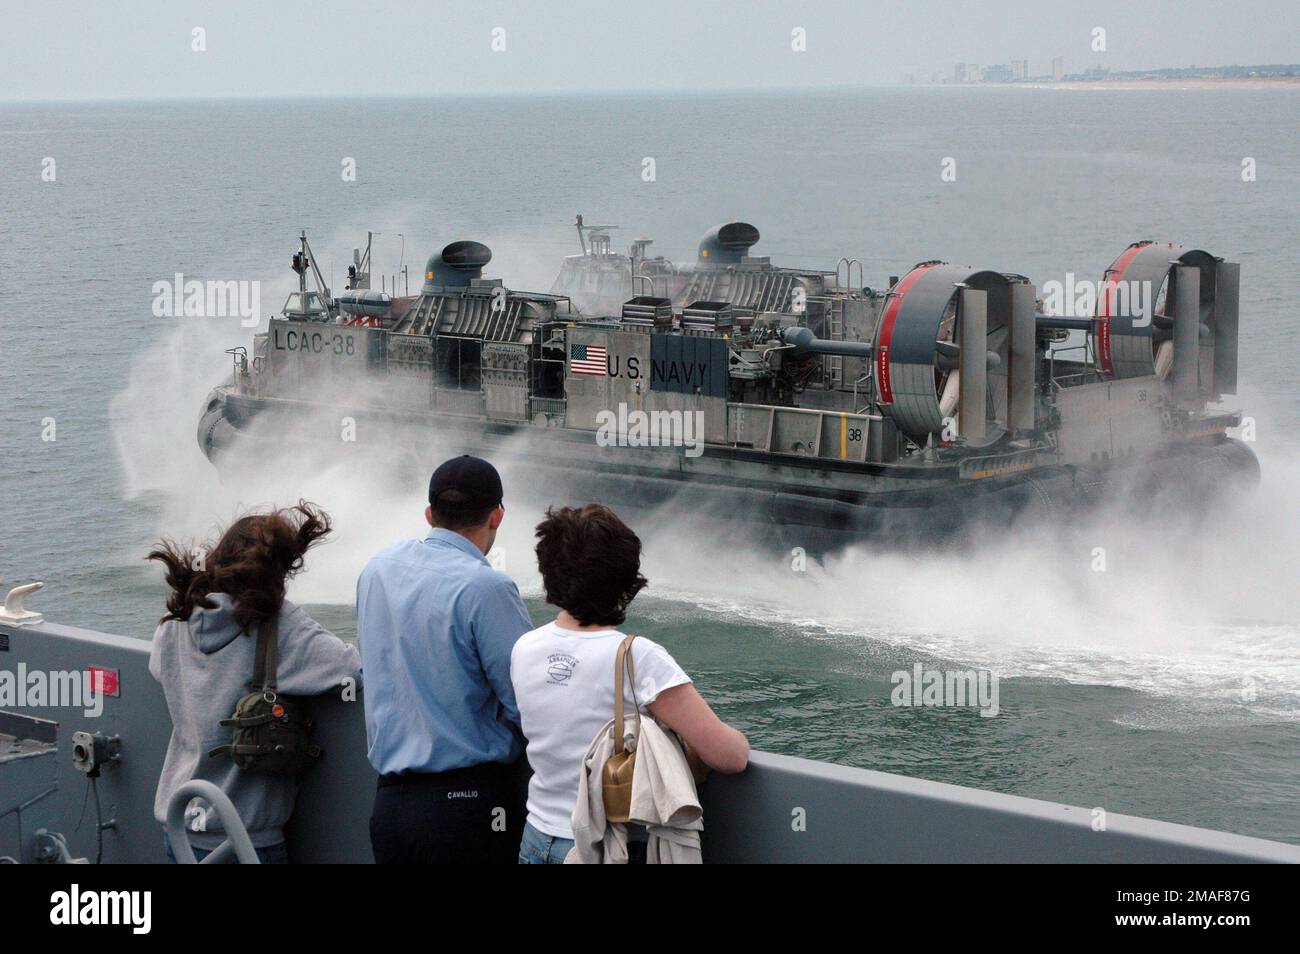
[570,342,608,376]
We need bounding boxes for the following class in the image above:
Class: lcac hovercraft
[197,225,1257,549]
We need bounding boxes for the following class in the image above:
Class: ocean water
[1,88,1298,844]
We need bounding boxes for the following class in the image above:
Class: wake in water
[630,413,1299,725]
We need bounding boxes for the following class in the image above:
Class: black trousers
[369,760,527,865]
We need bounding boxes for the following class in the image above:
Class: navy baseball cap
[428,455,504,511]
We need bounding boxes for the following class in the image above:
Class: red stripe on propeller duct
[1095,241,1150,375]
[875,263,940,405]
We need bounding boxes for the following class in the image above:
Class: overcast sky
[2,0,1296,101]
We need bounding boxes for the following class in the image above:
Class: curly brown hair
[534,504,648,627]
[147,501,332,633]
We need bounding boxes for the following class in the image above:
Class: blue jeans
[163,830,289,864]
[518,821,574,864]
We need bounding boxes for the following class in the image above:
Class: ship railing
[1050,369,1107,391]
[225,347,249,395]
[7,613,1300,868]
[1048,343,1104,391]
[853,371,873,414]
[529,396,567,422]
[835,257,863,291]
[6,610,1300,863]
[632,273,657,298]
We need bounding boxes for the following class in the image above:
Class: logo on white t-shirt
[545,653,579,685]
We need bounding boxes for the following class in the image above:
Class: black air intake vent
[423,240,493,292]
[698,222,760,266]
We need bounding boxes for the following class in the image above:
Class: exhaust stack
[423,240,493,293]
[698,222,760,266]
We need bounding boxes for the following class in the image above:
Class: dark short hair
[430,489,498,532]
[535,505,648,626]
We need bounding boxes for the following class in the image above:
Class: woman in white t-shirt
[510,503,750,864]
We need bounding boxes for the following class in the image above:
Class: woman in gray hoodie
[147,502,361,863]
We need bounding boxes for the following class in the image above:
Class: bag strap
[612,634,640,755]
[251,612,279,692]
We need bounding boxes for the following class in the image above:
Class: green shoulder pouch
[208,612,321,776]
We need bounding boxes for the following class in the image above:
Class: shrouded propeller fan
[1092,242,1220,385]
[875,263,1025,448]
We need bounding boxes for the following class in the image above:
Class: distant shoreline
[4,78,1299,106]
[1012,78,1300,90]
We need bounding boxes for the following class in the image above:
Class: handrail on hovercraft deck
[164,779,260,864]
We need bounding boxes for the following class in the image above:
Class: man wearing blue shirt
[358,455,534,864]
